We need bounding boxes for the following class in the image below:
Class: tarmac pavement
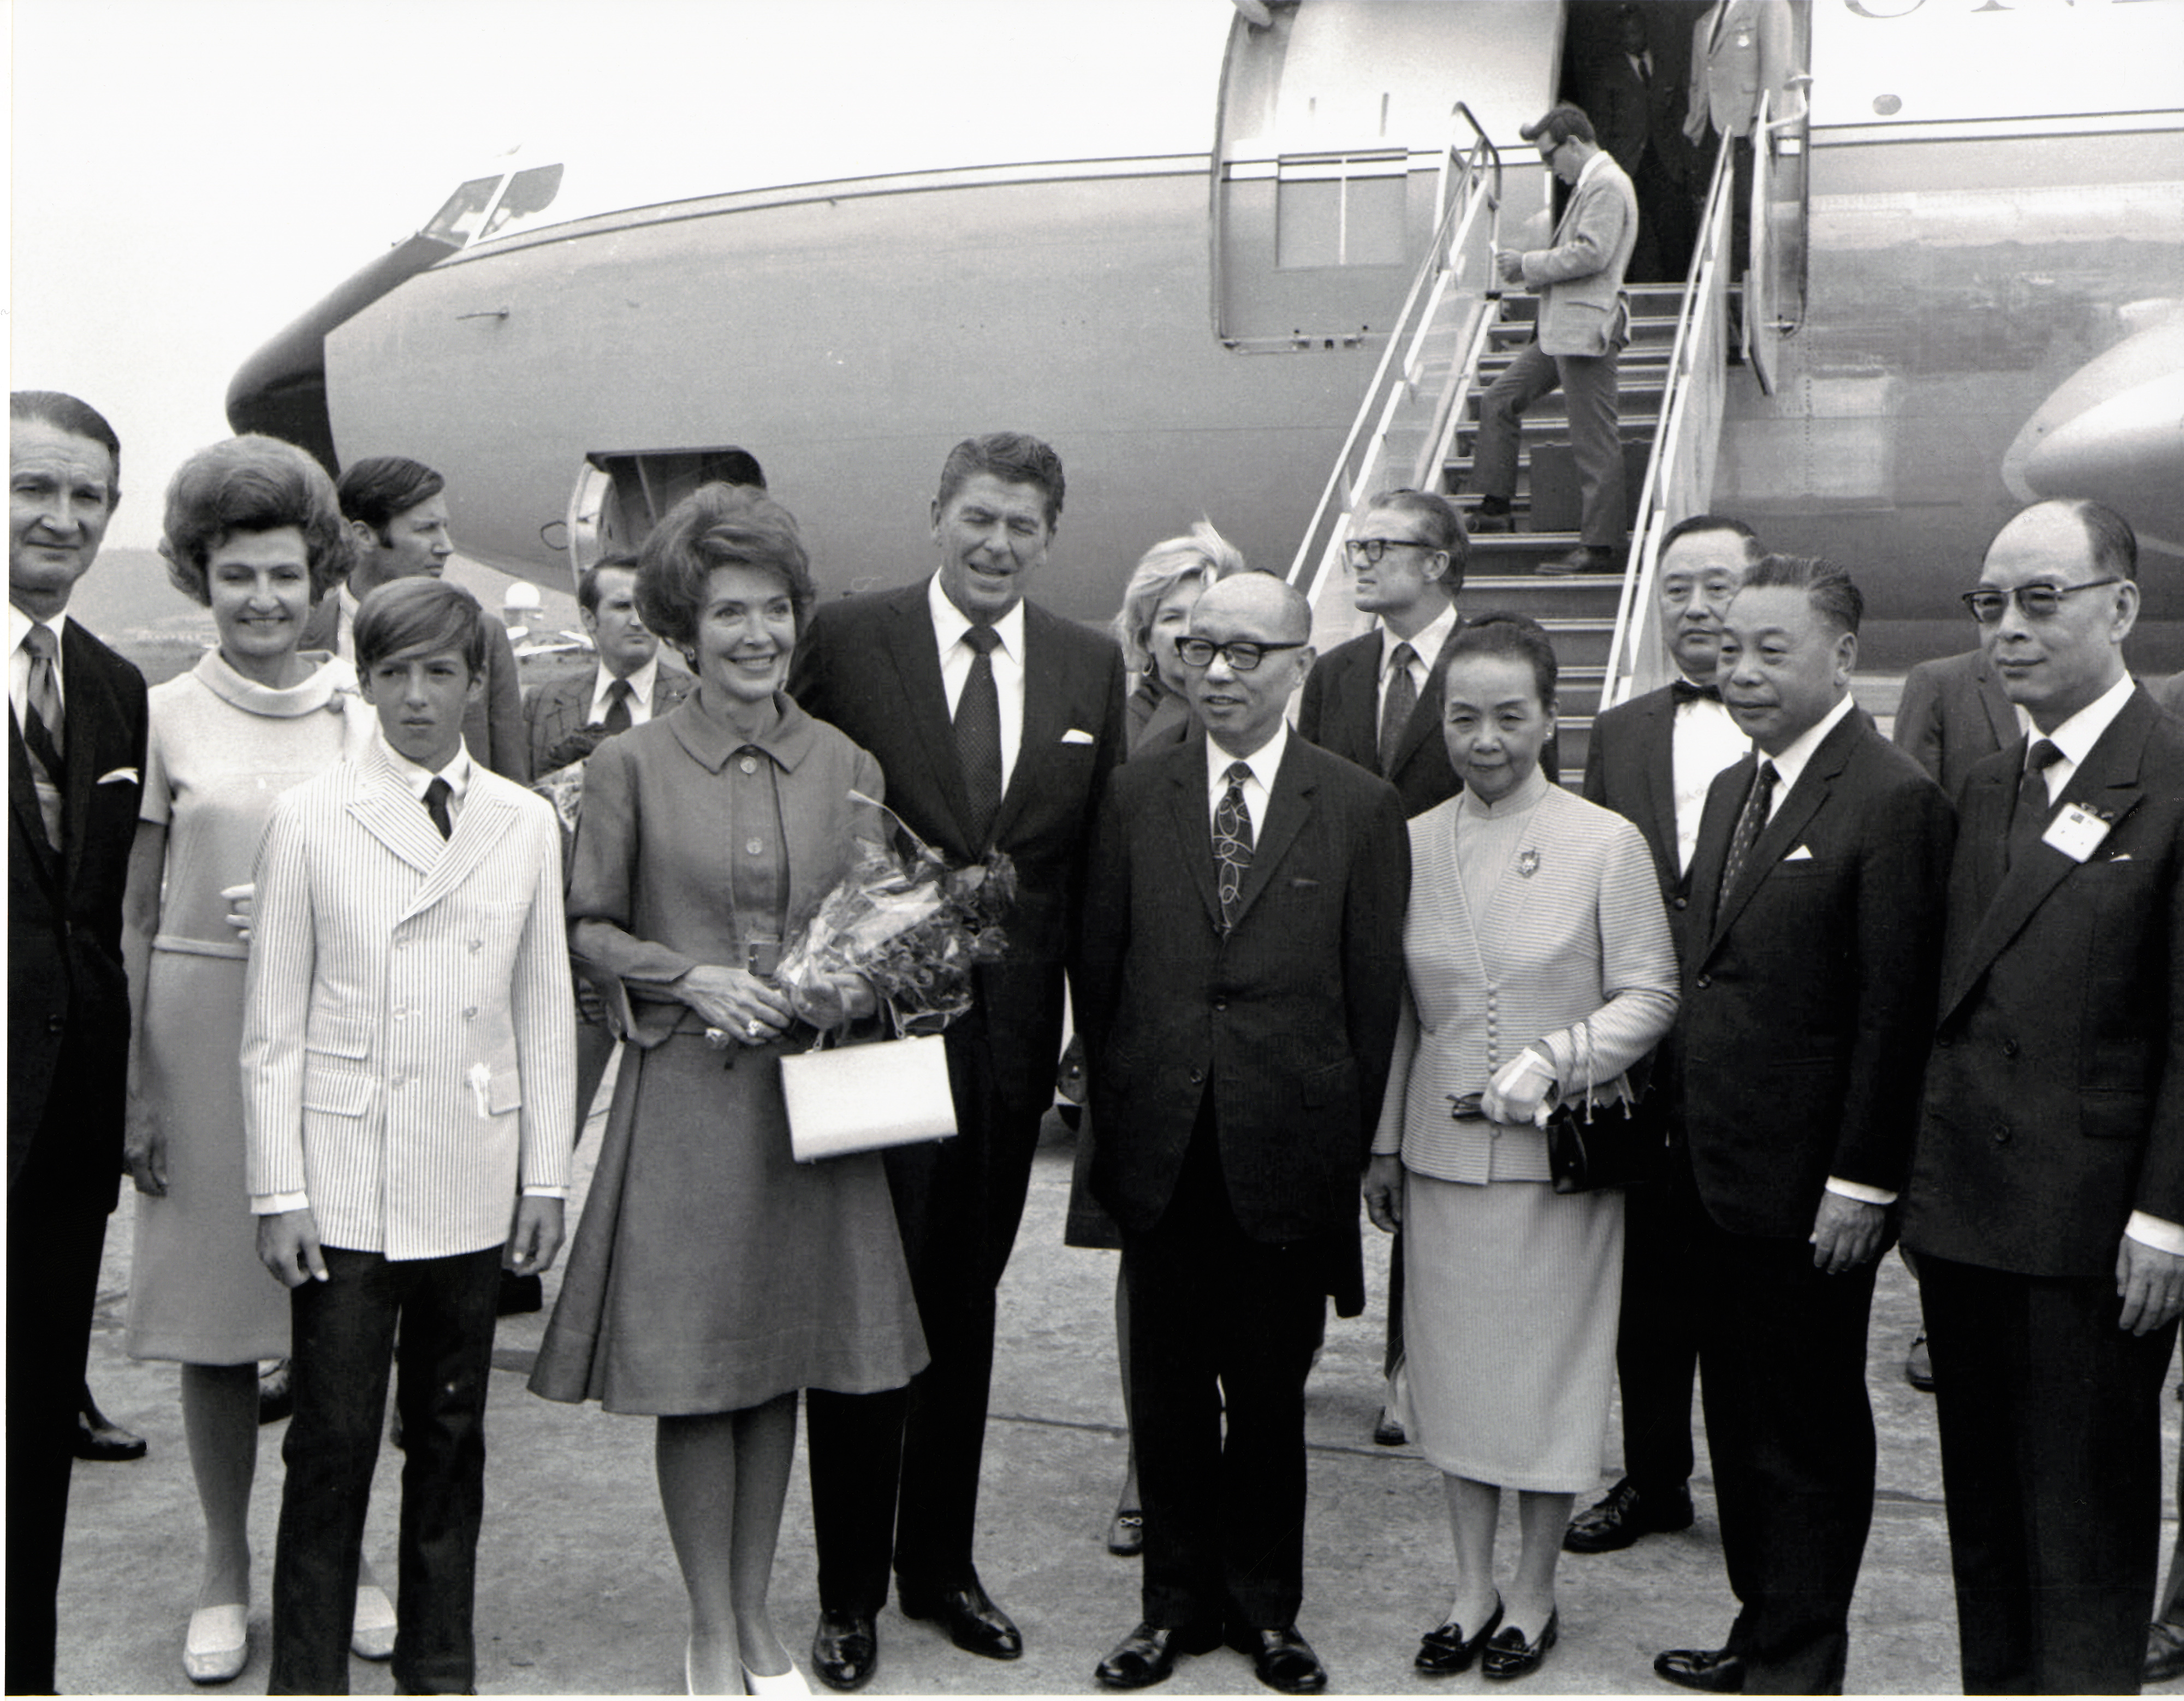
[55,1094,2183,1696]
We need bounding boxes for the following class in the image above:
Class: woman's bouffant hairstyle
[1111,520,1246,675]
[634,482,816,649]
[1445,612,1560,708]
[158,435,354,607]
[353,577,487,677]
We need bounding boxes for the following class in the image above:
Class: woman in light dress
[121,435,394,1684]
[1364,614,1678,1684]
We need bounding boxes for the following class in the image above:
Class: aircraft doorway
[564,447,767,578]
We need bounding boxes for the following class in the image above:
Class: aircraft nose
[2021,375,2184,546]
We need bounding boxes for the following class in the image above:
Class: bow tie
[1671,678,1723,704]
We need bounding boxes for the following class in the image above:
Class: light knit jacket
[1373,780,1678,1184]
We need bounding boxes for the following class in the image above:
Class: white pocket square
[97,766,140,786]
[1783,844,1814,861]
[1061,728,1097,746]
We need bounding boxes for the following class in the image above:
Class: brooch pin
[1516,849,1541,879]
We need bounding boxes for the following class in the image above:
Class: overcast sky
[7,0,1228,547]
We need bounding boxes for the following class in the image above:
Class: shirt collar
[927,573,1026,660]
[591,653,660,716]
[10,602,70,657]
[1384,602,1457,674]
[376,728,474,803]
[2039,671,2136,770]
[1763,691,1855,797]
[1207,720,1289,796]
[1575,148,1610,192]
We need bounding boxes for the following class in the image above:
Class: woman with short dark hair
[121,435,390,1684]
[530,482,926,1694]
[1363,615,1678,1683]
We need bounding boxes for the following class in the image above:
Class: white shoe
[183,1603,248,1685]
[351,1581,397,1661]
[741,1656,811,1695]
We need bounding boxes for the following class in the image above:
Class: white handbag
[780,1033,957,1162]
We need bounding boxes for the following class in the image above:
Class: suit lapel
[1974,658,2019,755]
[1944,697,2155,1015]
[881,589,970,848]
[59,624,126,893]
[1166,749,1226,935]
[1640,691,1681,881]
[1689,750,1749,952]
[1704,713,1860,956]
[8,714,62,890]
[1230,741,1315,930]
[401,786,518,924]
[346,749,452,878]
[991,603,1065,845]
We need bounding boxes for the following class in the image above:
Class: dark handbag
[1542,1020,1660,1194]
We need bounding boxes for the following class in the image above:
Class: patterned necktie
[424,777,454,841]
[1214,761,1255,933]
[954,625,1004,847]
[1719,758,1777,905]
[1379,642,1418,778]
[2005,738,2063,870]
[20,624,67,849]
[601,677,633,735]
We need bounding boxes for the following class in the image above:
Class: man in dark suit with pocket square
[8,390,149,1694]
[1079,572,1408,1695]
[788,432,1126,1688]
[1900,499,2184,1695]
[1655,554,1954,1695]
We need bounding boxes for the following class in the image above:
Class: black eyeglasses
[1960,577,2124,624]
[1344,537,1433,565]
[1174,636,1308,673]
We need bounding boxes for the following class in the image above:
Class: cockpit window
[423,176,503,247]
[479,165,566,242]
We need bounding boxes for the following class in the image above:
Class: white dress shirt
[333,584,360,661]
[9,603,70,724]
[1672,684,1749,875]
[1205,721,1289,835]
[928,574,1026,797]
[587,654,661,727]
[1378,602,1458,728]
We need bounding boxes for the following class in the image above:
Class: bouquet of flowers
[775,791,1015,1035]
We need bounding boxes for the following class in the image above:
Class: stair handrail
[1287,103,1503,623]
[1598,129,1742,713]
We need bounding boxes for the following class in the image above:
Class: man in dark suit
[8,390,150,1694]
[1293,484,1465,1447]
[1899,499,2184,1695]
[1893,646,2023,801]
[304,455,529,781]
[1080,572,1407,1694]
[1580,4,1693,283]
[1655,555,1954,1695]
[1568,512,1759,1558]
[789,432,1127,1688]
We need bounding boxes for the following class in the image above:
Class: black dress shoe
[1094,1621,1221,1690]
[496,1271,543,1317]
[1538,546,1622,576]
[1564,1477,1695,1553]
[1468,507,1516,534]
[1226,1625,1327,1695]
[1415,1594,1502,1675]
[897,1575,1022,1660]
[258,1358,295,1426]
[1106,1507,1144,1556]
[810,1608,877,1692]
[2146,1620,2184,1685]
[1482,1610,1558,1681]
[1904,1331,1936,1392]
[1654,1646,1747,1693]
[1372,1406,1408,1447]
[74,1392,147,1462]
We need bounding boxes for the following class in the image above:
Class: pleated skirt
[1397,1170,1623,1493]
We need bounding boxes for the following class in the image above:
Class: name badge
[2043,804,2111,863]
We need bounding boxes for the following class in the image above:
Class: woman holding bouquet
[530,484,927,1694]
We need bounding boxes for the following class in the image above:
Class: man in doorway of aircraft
[1468,105,1638,578]
[1684,0,1795,355]
[305,455,529,782]
[789,431,1127,1690]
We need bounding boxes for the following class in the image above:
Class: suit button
[464,1007,478,1020]
[1188,1068,1206,1087]
[2001,1038,2020,1059]
[1212,997,1227,1012]
[1672,896,1688,911]
[1695,974,1711,990]
[47,1014,66,1035]
[1991,1123,2010,1145]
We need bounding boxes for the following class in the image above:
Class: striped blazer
[1374,783,1678,1183]
[241,739,575,1260]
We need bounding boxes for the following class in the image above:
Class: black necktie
[1214,761,1255,933]
[424,777,454,841]
[601,677,633,735]
[1719,758,1777,904]
[20,624,67,848]
[954,625,1003,847]
[2005,739,2063,869]
[1670,677,1723,705]
[1379,643,1418,777]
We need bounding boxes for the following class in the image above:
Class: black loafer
[1468,508,1516,534]
[1564,1478,1695,1553]
[1372,1406,1408,1447]
[810,1608,877,1692]
[1905,1332,1936,1392]
[258,1358,295,1426]
[1415,1594,1503,1675]
[897,1575,1022,1661]
[1094,1621,1221,1690]
[74,1396,147,1463]
[1482,1610,1557,1681]
[1655,1646,1747,1693]
[1106,1508,1144,1557]
[2147,1621,2184,1686]
[1226,1624,1327,1695]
